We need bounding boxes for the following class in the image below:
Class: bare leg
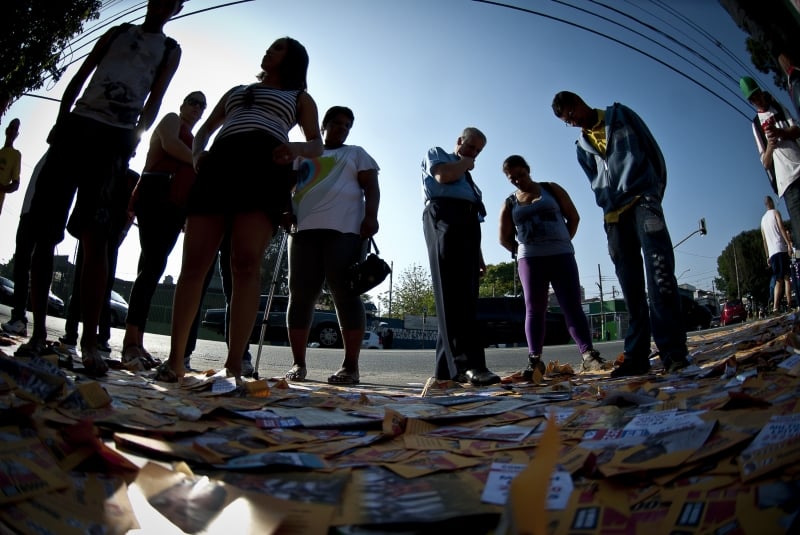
[78,232,108,351]
[227,212,273,378]
[167,215,225,377]
[29,242,56,342]
[775,278,784,312]
[340,328,363,372]
[288,328,310,367]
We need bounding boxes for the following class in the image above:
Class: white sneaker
[59,341,79,359]
[1,319,27,336]
[241,358,255,377]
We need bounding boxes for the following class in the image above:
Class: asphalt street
[0,303,626,386]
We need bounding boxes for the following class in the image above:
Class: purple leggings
[518,253,593,355]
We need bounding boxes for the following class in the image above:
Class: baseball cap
[740,76,761,99]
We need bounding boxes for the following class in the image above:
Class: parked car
[109,290,129,327]
[202,295,343,348]
[681,294,712,331]
[475,297,571,348]
[2,276,65,317]
[362,331,383,349]
[47,290,65,317]
[0,276,14,306]
[721,299,747,326]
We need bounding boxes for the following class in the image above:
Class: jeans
[605,196,687,365]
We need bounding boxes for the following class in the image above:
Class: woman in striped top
[156,37,323,383]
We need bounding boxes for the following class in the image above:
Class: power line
[472,0,751,120]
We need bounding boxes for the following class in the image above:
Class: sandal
[15,337,47,357]
[139,347,161,369]
[153,362,180,383]
[327,368,360,385]
[285,364,307,382]
[80,346,109,377]
[121,344,147,372]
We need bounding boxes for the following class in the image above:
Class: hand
[360,216,379,238]
[460,155,476,170]
[194,151,209,173]
[280,211,297,233]
[272,143,294,165]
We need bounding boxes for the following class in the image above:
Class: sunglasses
[185,98,206,108]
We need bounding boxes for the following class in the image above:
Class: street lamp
[673,218,707,249]
[678,268,691,281]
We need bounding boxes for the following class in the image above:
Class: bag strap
[368,237,380,255]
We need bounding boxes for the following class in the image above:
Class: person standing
[740,76,800,246]
[1,153,46,337]
[0,118,21,215]
[155,37,322,383]
[760,196,793,314]
[551,91,688,377]
[284,105,380,385]
[498,155,606,377]
[120,91,206,371]
[421,127,500,386]
[15,0,184,376]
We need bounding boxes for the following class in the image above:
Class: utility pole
[596,264,605,339]
[388,261,393,316]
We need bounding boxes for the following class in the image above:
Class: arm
[56,27,122,120]
[136,47,181,135]
[155,113,192,164]
[6,150,20,193]
[762,226,770,263]
[357,168,380,238]
[281,92,323,160]
[548,182,580,238]
[431,157,473,184]
[192,88,234,170]
[499,197,517,254]
[776,211,794,251]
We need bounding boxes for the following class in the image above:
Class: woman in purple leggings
[498,154,607,378]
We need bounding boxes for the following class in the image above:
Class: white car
[362,331,383,349]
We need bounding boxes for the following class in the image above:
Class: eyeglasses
[185,98,206,108]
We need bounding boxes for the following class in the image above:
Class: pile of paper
[1,314,799,534]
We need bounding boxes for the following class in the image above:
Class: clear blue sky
[0,0,782,307]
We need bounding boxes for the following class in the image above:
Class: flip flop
[285,364,307,381]
[121,344,147,372]
[327,368,360,385]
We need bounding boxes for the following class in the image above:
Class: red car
[721,299,747,326]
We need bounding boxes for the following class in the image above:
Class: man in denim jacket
[552,91,688,377]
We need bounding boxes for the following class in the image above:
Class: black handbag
[346,237,392,294]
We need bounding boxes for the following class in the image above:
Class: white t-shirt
[293,145,379,234]
[757,108,800,196]
[761,208,789,258]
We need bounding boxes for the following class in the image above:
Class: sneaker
[581,349,607,372]
[522,354,545,380]
[58,340,79,359]
[241,357,255,378]
[80,345,109,377]
[610,357,651,378]
[665,358,690,374]
[2,319,28,336]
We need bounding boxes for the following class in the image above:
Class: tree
[716,229,771,307]
[480,261,517,297]
[1,1,103,115]
[382,263,434,317]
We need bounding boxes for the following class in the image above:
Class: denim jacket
[575,103,667,216]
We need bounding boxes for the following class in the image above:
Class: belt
[425,197,481,214]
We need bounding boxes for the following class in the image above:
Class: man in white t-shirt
[741,76,800,247]
[760,196,793,314]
